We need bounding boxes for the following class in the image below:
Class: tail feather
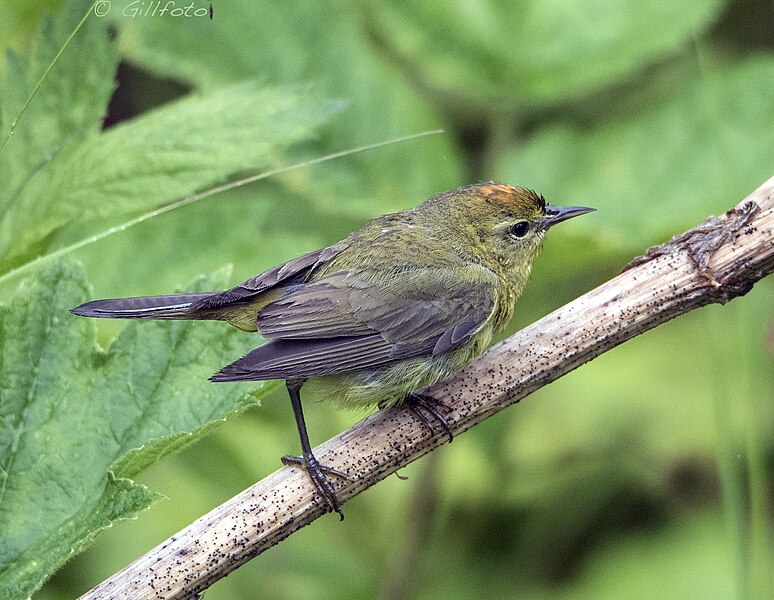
[71,293,215,320]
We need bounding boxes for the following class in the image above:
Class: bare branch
[80,176,774,600]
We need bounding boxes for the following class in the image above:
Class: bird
[71,182,594,518]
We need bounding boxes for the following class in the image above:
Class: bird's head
[421,182,594,284]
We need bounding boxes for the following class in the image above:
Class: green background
[0,0,772,598]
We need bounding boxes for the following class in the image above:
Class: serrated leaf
[0,0,343,277]
[0,79,343,273]
[2,476,158,600]
[497,56,774,248]
[362,0,723,113]
[0,260,270,598]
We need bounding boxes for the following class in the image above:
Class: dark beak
[542,204,595,229]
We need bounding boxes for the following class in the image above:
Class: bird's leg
[404,392,454,443]
[280,379,349,519]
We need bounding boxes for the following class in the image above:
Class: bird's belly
[309,329,493,409]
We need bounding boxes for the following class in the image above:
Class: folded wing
[211,266,498,381]
[192,245,342,310]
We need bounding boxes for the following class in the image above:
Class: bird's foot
[405,392,454,443]
[281,453,351,520]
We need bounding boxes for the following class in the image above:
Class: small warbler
[72,182,594,517]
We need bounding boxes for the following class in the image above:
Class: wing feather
[210,335,392,380]
[213,265,499,381]
[192,245,342,310]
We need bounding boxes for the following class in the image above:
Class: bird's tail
[71,293,215,320]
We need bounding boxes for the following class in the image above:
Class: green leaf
[0,0,343,276]
[0,0,117,232]
[497,56,774,248]
[0,260,269,598]
[3,476,156,600]
[0,80,343,273]
[361,0,723,114]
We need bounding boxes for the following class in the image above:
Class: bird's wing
[211,266,498,381]
[192,244,342,310]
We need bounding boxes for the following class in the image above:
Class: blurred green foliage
[0,0,771,598]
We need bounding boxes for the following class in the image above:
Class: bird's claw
[281,454,350,519]
[405,392,454,443]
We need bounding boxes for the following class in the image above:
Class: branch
[81,176,774,600]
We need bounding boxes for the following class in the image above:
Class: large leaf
[0,81,342,272]
[497,56,774,249]
[360,0,723,114]
[0,260,270,598]
[0,0,343,275]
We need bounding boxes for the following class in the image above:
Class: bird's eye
[510,221,530,238]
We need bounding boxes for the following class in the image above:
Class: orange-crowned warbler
[72,182,594,517]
